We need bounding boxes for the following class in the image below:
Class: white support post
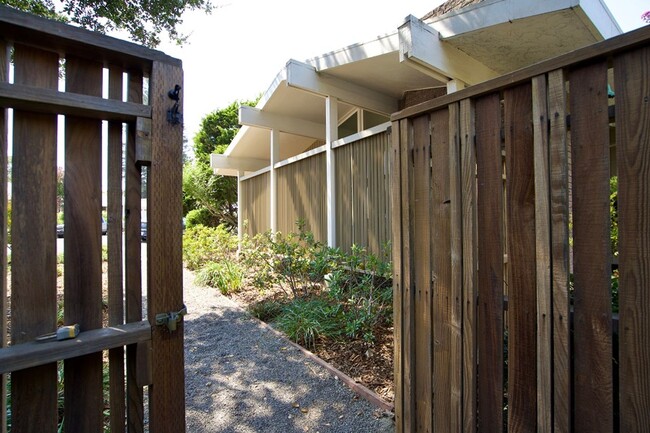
[326,96,338,248]
[237,170,244,246]
[447,79,466,94]
[270,128,280,233]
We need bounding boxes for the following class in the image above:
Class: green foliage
[195,260,244,295]
[182,162,237,228]
[185,207,214,228]
[182,224,237,270]
[275,299,342,350]
[247,300,285,322]
[1,0,213,47]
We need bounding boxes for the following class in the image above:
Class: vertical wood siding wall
[240,171,271,237]
[277,152,327,240]
[335,132,391,255]
[391,26,650,433]
[0,7,185,433]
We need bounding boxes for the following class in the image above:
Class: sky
[153,0,649,146]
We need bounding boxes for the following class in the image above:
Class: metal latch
[155,305,187,332]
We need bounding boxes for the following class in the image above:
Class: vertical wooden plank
[148,60,185,433]
[108,67,126,433]
[412,114,432,433]
[64,54,104,433]
[614,47,650,432]
[548,68,571,433]
[448,102,463,433]
[532,74,552,433]
[569,60,613,433]
[505,83,537,433]
[125,70,144,433]
[460,98,478,433]
[431,108,451,433]
[0,39,7,433]
[391,120,404,433]
[10,43,59,433]
[475,92,504,432]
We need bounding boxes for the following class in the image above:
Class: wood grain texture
[475,92,505,433]
[569,60,613,433]
[532,74,552,433]
[400,117,416,433]
[147,60,186,433]
[0,321,151,374]
[412,114,432,433]
[108,67,126,433]
[391,120,404,433]
[431,108,451,433]
[459,98,477,433]
[447,102,463,433]
[125,70,145,433]
[505,83,538,433]
[547,68,572,433]
[64,54,104,433]
[614,47,650,432]
[0,81,151,121]
[10,43,59,433]
[0,38,7,433]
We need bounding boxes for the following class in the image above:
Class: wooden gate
[0,6,185,433]
[391,25,650,432]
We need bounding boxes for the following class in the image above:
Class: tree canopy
[1,0,212,47]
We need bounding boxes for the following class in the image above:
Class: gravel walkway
[183,269,395,433]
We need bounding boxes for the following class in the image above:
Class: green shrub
[275,299,342,350]
[183,224,237,270]
[247,300,285,322]
[195,260,244,295]
[185,208,214,228]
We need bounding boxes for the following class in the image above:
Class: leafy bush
[185,208,214,229]
[195,260,244,295]
[275,299,342,350]
[247,300,285,322]
[183,224,237,270]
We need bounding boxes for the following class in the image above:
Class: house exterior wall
[240,171,271,237]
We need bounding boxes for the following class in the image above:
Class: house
[211,0,621,255]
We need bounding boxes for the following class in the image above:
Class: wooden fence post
[147,60,185,433]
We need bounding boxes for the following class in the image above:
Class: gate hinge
[155,305,187,332]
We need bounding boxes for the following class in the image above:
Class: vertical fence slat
[570,60,613,433]
[64,54,104,433]
[108,67,126,433]
[460,98,478,433]
[401,117,416,433]
[11,43,59,433]
[532,74,552,433]
[448,102,463,433]
[412,114,432,433]
[548,68,571,433]
[476,92,504,432]
[148,60,185,433]
[0,38,7,433]
[614,46,650,432]
[505,83,538,433]
[431,108,451,433]
[391,120,404,433]
[125,70,145,433]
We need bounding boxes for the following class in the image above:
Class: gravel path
[183,269,395,433]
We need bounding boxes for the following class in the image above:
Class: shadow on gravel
[183,305,393,433]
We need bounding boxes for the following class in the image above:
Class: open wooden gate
[0,6,185,432]
[391,25,650,433]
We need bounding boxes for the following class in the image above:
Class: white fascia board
[428,0,619,39]
[239,105,326,140]
[286,59,398,115]
[575,0,622,38]
[306,32,400,71]
[399,15,499,85]
[210,153,269,173]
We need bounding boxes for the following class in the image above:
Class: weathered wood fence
[0,6,185,433]
[391,25,650,433]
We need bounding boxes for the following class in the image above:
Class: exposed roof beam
[239,105,325,140]
[286,59,398,115]
[399,15,499,85]
[210,154,268,175]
